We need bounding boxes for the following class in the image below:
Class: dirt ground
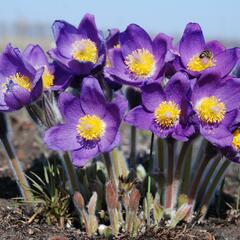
[0,110,240,239]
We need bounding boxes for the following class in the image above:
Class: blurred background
[0,0,240,51]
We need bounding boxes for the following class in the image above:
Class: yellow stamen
[72,39,98,63]
[42,68,54,89]
[125,48,155,77]
[196,96,226,124]
[3,73,32,92]
[232,129,240,151]
[154,101,181,128]
[76,114,105,141]
[187,52,215,72]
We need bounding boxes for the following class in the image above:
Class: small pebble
[28,228,34,235]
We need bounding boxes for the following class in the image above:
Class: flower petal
[44,123,80,151]
[179,23,205,67]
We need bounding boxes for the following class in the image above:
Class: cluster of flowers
[1,13,240,168]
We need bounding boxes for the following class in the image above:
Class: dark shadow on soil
[0,177,19,198]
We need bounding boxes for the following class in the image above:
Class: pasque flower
[125,72,195,140]
[44,76,127,166]
[23,44,72,91]
[48,13,105,76]
[104,28,122,90]
[104,24,171,87]
[191,74,240,147]
[0,44,43,111]
[177,23,239,78]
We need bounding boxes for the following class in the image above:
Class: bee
[199,50,213,59]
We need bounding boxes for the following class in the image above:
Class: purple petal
[124,106,153,130]
[205,40,225,56]
[23,44,49,68]
[98,103,120,152]
[206,48,238,78]
[78,13,100,46]
[52,20,82,58]
[141,81,165,112]
[200,125,233,148]
[111,94,128,117]
[71,145,99,167]
[153,33,172,61]
[50,63,72,91]
[120,24,153,58]
[165,72,190,105]
[31,68,43,101]
[179,23,205,67]
[58,92,85,123]
[106,28,120,49]
[80,76,106,117]
[44,123,80,151]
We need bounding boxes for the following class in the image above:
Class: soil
[0,110,240,239]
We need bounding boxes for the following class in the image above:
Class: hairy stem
[1,135,33,203]
[165,140,175,210]
[61,152,79,193]
[129,126,137,169]
[172,142,191,208]
[199,159,230,219]
[103,152,114,182]
[157,138,165,200]
[196,155,221,204]
[188,154,209,204]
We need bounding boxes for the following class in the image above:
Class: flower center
[72,39,98,63]
[196,96,226,124]
[2,73,32,92]
[125,48,155,77]
[187,50,215,72]
[76,114,106,141]
[154,101,181,128]
[42,67,54,89]
[232,129,240,151]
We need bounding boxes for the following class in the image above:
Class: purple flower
[125,72,195,141]
[177,23,239,78]
[44,76,127,166]
[48,14,105,76]
[104,28,122,90]
[0,44,43,111]
[23,44,72,91]
[191,74,240,147]
[104,24,171,87]
[221,127,240,163]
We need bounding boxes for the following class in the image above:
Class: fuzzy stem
[172,142,191,208]
[61,152,79,193]
[196,155,221,204]
[129,126,137,169]
[188,154,210,204]
[157,138,165,196]
[165,140,174,210]
[1,135,33,203]
[181,144,193,195]
[103,152,114,182]
[199,159,230,219]
[112,149,120,181]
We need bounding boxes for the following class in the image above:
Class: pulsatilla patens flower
[23,44,72,91]
[125,72,195,140]
[191,74,240,147]
[44,76,127,166]
[0,44,43,111]
[177,23,239,78]
[48,14,105,76]
[222,127,240,163]
[104,24,170,87]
